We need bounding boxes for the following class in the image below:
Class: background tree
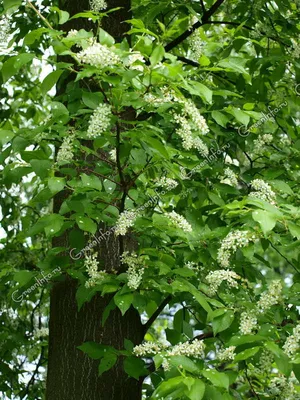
[0,0,300,399]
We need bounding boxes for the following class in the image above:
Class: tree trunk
[46,1,144,399]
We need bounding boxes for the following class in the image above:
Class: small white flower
[126,51,145,71]
[115,210,137,236]
[84,253,107,288]
[217,346,236,361]
[34,327,49,338]
[57,134,75,164]
[167,339,205,359]
[66,29,79,39]
[77,43,119,68]
[155,177,178,191]
[249,179,276,205]
[220,168,238,187]
[109,149,117,162]
[283,323,300,358]
[90,0,107,11]
[188,29,203,61]
[257,280,282,312]
[167,211,192,232]
[252,134,273,154]
[206,270,240,295]
[133,342,163,356]
[121,251,145,290]
[87,104,112,138]
[239,311,257,335]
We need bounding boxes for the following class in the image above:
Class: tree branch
[143,295,172,333]
[165,0,226,52]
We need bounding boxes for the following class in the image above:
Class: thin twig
[27,1,54,30]
[143,295,172,333]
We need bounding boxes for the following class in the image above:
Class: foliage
[0,0,300,398]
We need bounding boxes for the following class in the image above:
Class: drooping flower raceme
[144,86,179,106]
[115,210,137,236]
[133,341,164,356]
[239,311,258,335]
[257,280,282,312]
[34,327,49,338]
[84,253,107,288]
[167,339,205,359]
[109,149,117,162]
[87,104,112,138]
[77,43,120,68]
[217,230,256,268]
[206,270,240,295]
[167,211,192,232]
[217,346,236,361]
[155,177,178,191]
[126,51,145,71]
[283,323,300,358]
[188,29,203,61]
[249,179,276,205]
[253,134,273,154]
[269,375,297,399]
[57,134,75,164]
[182,99,209,135]
[220,168,238,187]
[121,251,145,290]
[90,0,107,12]
[0,16,10,53]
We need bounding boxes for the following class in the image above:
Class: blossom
[283,323,300,358]
[115,210,137,236]
[217,346,236,361]
[77,43,119,68]
[269,376,296,399]
[121,251,145,290]
[90,0,107,11]
[155,177,178,191]
[188,29,203,61]
[126,51,145,71]
[87,104,112,138]
[167,339,205,359]
[217,230,256,268]
[249,179,276,205]
[133,342,163,356]
[206,270,240,295]
[193,137,209,157]
[66,29,79,39]
[34,327,49,338]
[239,311,257,335]
[109,149,117,162]
[182,99,209,135]
[0,16,10,53]
[162,358,171,371]
[220,168,238,187]
[174,114,195,150]
[57,135,75,164]
[252,134,273,154]
[257,280,282,312]
[258,349,273,372]
[167,211,192,232]
[84,253,107,288]
[144,86,178,106]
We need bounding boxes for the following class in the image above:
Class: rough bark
[46,1,144,399]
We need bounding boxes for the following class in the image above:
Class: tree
[0,0,300,399]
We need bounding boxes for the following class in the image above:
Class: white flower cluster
[109,149,117,162]
[162,358,171,371]
[174,114,209,156]
[66,29,79,39]
[77,43,119,68]
[257,280,282,312]
[185,261,201,271]
[249,179,276,205]
[217,230,256,268]
[220,168,238,187]
[167,211,192,232]
[188,29,203,61]
[115,210,137,236]
[84,253,107,288]
[269,376,296,399]
[291,38,300,59]
[206,270,240,296]
[240,311,257,335]
[258,349,274,373]
[283,323,300,358]
[87,104,112,138]
[0,16,10,53]
[182,99,209,135]
[133,341,164,356]
[253,134,273,154]
[57,134,75,164]
[90,0,107,11]
[121,251,145,290]
[34,327,49,338]
[155,177,178,191]
[144,86,178,106]
[126,51,145,71]
[167,339,205,359]
[217,346,236,361]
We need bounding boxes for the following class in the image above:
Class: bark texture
[46,1,144,399]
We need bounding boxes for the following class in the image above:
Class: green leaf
[185,81,213,104]
[78,342,116,360]
[30,160,52,178]
[81,174,102,191]
[0,130,14,145]
[75,215,97,234]
[143,136,169,159]
[98,353,118,376]
[123,357,148,380]
[13,271,34,287]
[228,107,250,126]
[234,347,260,361]
[211,111,229,128]
[2,54,35,82]
[169,356,199,373]
[288,222,300,239]
[185,379,205,400]
[99,28,115,46]
[114,291,133,315]
[48,177,65,194]
[202,369,229,389]
[212,310,235,335]
[151,376,193,399]
[41,70,64,94]
[3,0,22,10]
[44,214,65,237]
[252,210,277,234]
[150,44,165,65]
[82,92,103,109]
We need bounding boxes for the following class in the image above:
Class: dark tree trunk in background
[46,1,144,399]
